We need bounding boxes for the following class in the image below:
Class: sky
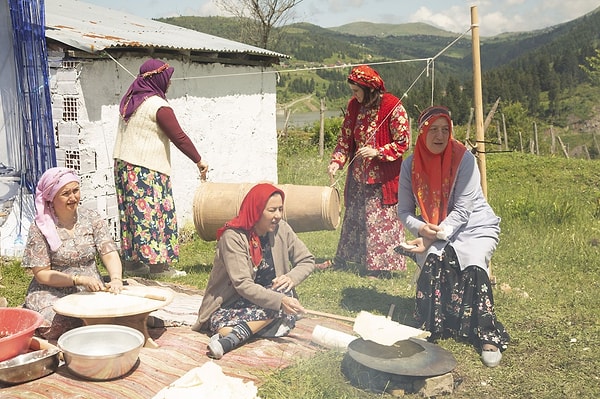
[82,0,599,37]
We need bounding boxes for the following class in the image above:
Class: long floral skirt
[335,177,406,272]
[415,245,510,351]
[114,159,179,266]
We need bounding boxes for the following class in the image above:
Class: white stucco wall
[70,57,278,233]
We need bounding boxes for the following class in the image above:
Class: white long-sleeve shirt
[397,150,500,275]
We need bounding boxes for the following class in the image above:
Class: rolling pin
[103,287,166,301]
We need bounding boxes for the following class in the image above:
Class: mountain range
[159,9,600,134]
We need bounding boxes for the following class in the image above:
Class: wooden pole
[534,122,539,155]
[319,98,325,158]
[502,113,509,151]
[471,6,488,199]
[471,6,495,283]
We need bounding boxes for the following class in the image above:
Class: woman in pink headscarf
[22,167,123,339]
[192,183,315,359]
[113,59,209,278]
[325,65,411,278]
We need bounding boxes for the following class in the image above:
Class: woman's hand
[405,237,433,254]
[327,162,339,179]
[197,160,209,181]
[271,275,296,293]
[280,296,305,316]
[75,275,105,292]
[355,146,379,160]
[105,278,124,294]
[418,223,442,241]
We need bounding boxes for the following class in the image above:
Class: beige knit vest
[113,96,172,175]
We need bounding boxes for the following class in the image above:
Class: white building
[0,0,286,255]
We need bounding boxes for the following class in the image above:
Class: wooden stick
[303,309,355,323]
[104,287,167,301]
[121,290,167,301]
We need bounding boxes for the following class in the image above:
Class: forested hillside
[159,8,600,156]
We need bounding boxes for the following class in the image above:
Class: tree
[215,0,305,50]
[581,48,600,86]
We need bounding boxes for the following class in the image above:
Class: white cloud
[480,11,518,35]
[409,6,471,34]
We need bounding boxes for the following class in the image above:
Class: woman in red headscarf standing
[192,183,315,359]
[397,106,509,367]
[113,59,209,278]
[325,65,410,278]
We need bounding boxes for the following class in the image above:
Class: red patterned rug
[1,280,355,398]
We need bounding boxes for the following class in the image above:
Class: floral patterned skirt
[415,245,510,351]
[208,256,296,338]
[114,159,179,265]
[335,177,406,272]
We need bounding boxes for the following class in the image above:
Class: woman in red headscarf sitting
[397,106,510,367]
[192,183,315,359]
[325,65,411,278]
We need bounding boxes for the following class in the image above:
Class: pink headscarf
[34,167,80,251]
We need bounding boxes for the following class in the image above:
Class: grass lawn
[2,137,600,398]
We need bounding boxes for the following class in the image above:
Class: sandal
[481,345,502,367]
[149,267,187,278]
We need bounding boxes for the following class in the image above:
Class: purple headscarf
[34,167,80,251]
[119,59,175,122]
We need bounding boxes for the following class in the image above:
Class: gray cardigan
[192,220,315,333]
[397,150,500,275]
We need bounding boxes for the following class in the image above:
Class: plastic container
[0,308,45,362]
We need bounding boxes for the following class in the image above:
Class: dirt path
[279,94,318,112]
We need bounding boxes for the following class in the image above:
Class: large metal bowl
[0,348,60,385]
[57,324,144,381]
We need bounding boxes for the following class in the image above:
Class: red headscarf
[411,106,467,225]
[119,59,174,122]
[216,183,285,267]
[347,65,386,91]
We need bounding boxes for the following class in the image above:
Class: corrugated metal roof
[45,0,286,59]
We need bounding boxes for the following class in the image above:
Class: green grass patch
[3,135,600,398]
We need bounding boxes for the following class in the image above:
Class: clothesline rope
[103,26,471,87]
[103,27,472,190]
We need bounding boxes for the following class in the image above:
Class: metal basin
[0,348,60,385]
[57,324,144,381]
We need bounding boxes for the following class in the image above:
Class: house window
[64,149,81,172]
[62,60,80,69]
[54,124,59,147]
[63,97,78,121]
[107,217,120,242]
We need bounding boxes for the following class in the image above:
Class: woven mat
[0,279,355,398]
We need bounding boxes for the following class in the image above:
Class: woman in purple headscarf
[22,167,124,339]
[113,59,209,277]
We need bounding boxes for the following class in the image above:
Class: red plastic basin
[0,308,45,362]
